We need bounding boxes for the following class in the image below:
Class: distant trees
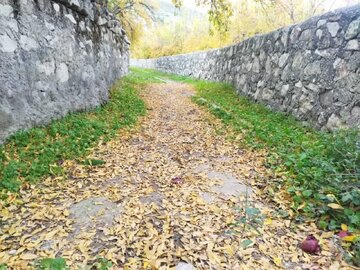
[109,0,233,44]
[108,0,157,46]
[172,0,233,32]
[131,0,342,59]
[255,0,335,24]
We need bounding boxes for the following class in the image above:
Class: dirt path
[0,83,351,269]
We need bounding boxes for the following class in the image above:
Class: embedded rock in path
[196,165,253,203]
[176,262,195,270]
[140,191,164,207]
[69,197,122,235]
[208,171,252,198]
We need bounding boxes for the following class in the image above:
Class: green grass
[1,67,359,263]
[33,257,112,270]
[0,71,152,195]
[131,68,360,232]
[192,81,359,229]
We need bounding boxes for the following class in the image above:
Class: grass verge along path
[0,73,150,196]
[132,68,360,265]
[0,68,359,267]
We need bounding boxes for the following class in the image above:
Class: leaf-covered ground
[0,81,356,269]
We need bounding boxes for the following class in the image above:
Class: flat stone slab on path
[69,197,122,235]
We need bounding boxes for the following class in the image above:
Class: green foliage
[36,258,69,270]
[92,257,113,270]
[241,239,253,248]
[352,240,360,267]
[172,0,233,32]
[108,0,157,48]
[131,68,359,232]
[109,0,232,51]
[190,80,359,230]
[82,159,106,166]
[0,72,146,195]
[0,264,7,270]
[133,0,331,59]
[34,257,113,270]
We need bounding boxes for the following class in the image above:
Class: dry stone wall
[131,5,360,130]
[0,0,129,143]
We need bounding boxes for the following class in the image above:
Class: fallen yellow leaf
[63,209,70,217]
[264,218,272,226]
[20,253,37,260]
[342,235,356,242]
[327,203,343,210]
[273,257,282,266]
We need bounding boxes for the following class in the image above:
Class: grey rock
[65,14,77,24]
[295,81,303,88]
[140,192,163,207]
[8,250,17,255]
[37,60,56,76]
[320,91,333,106]
[279,53,289,68]
[262,88,274,101]
[299,29,312,41]
[281,84,290,96]
[0,4,13,17]
[0,34,17,52]
[316,29,323,39]
[345,17,360,40]
[53,3,60,12]
[69,197,122,235]
[290,26,302,42]
[45,21,55,31]
[0,110,13,131]
[265,57,271,74]
[19,35,38,51]
[1,19,19,34]
[56,63,69,83]
[317,19,327,28]
[299,94,313,112]
[79,21,86,32]
[176,262,195,270]
[252,57,260,73]
[97,17,108,26]
[314,49,332,58]
[333,58,348,81]
[69,0,80,7]
[207,171,252,198]
[327,22,340,37]
[304,61,321,76]
[306,83,320,92]
[351,106,360,118]
[326,113,345,130]
[291,52,304,71]
[345,39,359,50]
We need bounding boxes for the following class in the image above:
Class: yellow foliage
[132,0,333,59]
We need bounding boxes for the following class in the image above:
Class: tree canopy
[130,0,336,59]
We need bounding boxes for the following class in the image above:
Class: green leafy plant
[129,68,360,232]
[35,258,69,270]
[82,159,106,166]
[92,257,113,270]
[190,81,359,230]
[0,72,148,197]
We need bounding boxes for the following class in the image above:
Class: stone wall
[131,5,360,130]
[0,0,129,143]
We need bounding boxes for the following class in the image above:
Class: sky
[326,0,360,9]
[177,0,360,11]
